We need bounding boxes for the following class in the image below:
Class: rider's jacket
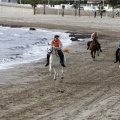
[51,39,63,50]
[118,41,120,49]
[52,39,60,47]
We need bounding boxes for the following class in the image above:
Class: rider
[114,40,120,63]
[45,35,66,67]
[90,32,102,52]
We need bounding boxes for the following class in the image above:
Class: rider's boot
[61,63,66,67]
[45,54,50,67]
[114,49,119,63]
[114,60,118,63]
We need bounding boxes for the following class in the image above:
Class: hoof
[54,79,56,81]
[61,77,64,79]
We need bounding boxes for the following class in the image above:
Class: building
[87,0,107,4]
[0,0,17,3]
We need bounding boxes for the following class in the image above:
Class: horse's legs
[92,51,96,61]
[53,68,56,80]
[97,50,99,56]
[56,69,59,77]
[91,51,93,58]
[91,51,95,58]
[61,67,64,79]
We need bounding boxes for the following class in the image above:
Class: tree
[78,0,81,16]
[26,0,39,15]
[73,4,78,16]
[107,0,119,18]
[43,1,46,15]
[62,5,65,17]
[98,5,106,18]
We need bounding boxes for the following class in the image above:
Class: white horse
[47,43,66,80]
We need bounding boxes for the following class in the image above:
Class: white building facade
[0,0,17,3]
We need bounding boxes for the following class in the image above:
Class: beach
[0,11,120,120]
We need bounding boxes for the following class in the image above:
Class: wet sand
[0,14,120,120]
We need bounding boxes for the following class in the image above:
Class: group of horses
[47,40,120,80]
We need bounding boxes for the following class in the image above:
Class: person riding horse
[45,35,66,67]
[87,32,102,52]
[114,40,120,63]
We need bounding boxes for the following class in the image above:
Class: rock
[30,28,36,30]
[70,37,79,41]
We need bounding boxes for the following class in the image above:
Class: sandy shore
[0,14,120,120]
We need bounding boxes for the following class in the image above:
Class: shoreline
[0,25,91,73]
[0,15,120,120]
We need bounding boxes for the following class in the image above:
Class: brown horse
[89,40,100,60]
[87,32,102,60]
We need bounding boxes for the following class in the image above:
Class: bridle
[47,45,59,57]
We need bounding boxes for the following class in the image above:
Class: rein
[48,45,59,57]
[52,47,59,57]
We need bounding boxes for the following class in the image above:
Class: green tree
[73,4,78,16]
[26,0,40,15]
[107,0,119,18]
[62,5,65,17]
[98,5,106,18]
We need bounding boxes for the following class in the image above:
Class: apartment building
[87,0,107,4]
[0,0,17,3]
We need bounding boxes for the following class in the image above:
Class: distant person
[116,10,119,17]
[45,35,66,67]
[94,11,96,18]
[100,11,103,18]
[114,41,120,63]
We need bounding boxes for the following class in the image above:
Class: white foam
[0,27,71,70]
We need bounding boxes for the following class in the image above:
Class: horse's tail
[62,48,70,54]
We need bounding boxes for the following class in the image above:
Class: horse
[118,49,120,68]
[87,41,100,60]
[47,43,68,80]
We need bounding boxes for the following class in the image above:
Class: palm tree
[26,0,39,15]
[107,0,119,18]
[73,4,78,16]
[43,1,46,15]
[62,5,65,17]
[98,5,106,18]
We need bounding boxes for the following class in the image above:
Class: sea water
[0,26,72,70]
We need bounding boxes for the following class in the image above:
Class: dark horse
[87,40,100,60]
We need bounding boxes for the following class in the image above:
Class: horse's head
[47,43,53,53]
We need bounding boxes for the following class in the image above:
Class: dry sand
[0,14,120,120]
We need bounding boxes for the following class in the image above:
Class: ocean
[0,26,72,70]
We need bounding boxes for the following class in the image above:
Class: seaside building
[87,0,107,4]
[0,0,17,3]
